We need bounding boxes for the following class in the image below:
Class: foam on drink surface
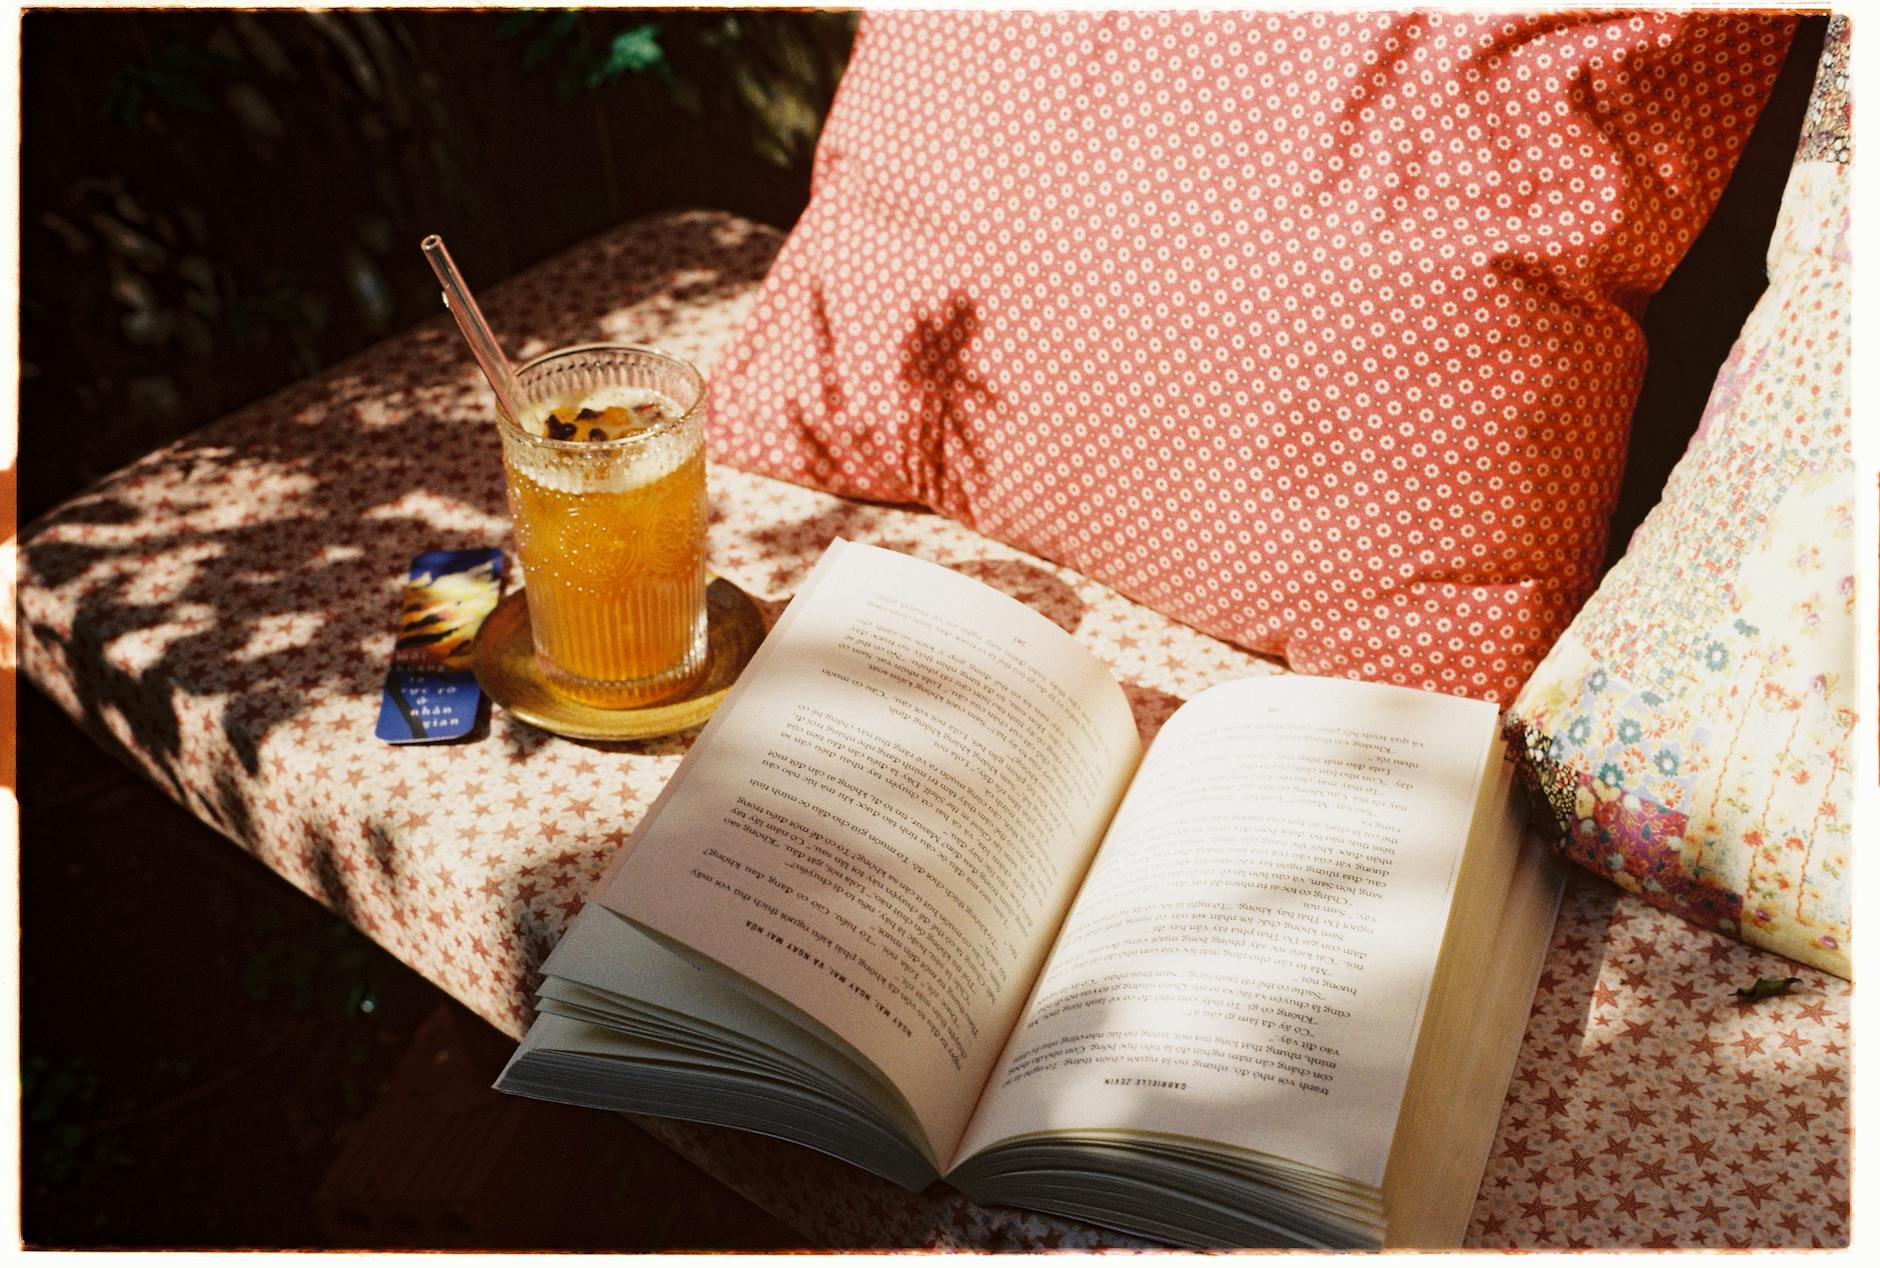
[510,386,697,494]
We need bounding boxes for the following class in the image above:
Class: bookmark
[375,548,505,744]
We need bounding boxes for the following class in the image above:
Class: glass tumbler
[496,344,709,708]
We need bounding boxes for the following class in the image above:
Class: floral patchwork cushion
[1506,18,1854,978]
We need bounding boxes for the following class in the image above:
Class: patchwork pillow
[708,10,1795,704]
[1507,17,1853,977]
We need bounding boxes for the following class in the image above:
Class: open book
[496,540,1563,1249]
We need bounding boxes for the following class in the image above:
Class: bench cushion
[11,209,1848,1249]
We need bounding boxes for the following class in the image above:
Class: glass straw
[421,234,525,427]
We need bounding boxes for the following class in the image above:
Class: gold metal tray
[472,577,767,741]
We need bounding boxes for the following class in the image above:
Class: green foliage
[104,43,234,127]
[503,9,667,95]
[242,912,384,1022]
[499,8,855,165]
[21,1055,133,1194]
[599,24,668,81]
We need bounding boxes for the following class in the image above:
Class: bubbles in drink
[507,385,698,498]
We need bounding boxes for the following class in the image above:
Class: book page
[602,540,1141,1163]
[955,675,1498,1186]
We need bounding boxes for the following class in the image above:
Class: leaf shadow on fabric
[898,292,996,514]
[15,212,781,804]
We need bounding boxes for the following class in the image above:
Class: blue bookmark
[375,548,505,744]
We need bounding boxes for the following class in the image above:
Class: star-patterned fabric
[708,11,1797,707]
[11,209,1847,1249]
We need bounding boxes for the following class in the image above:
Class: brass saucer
[473,577,768,741]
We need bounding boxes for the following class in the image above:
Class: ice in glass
[497,345,708,708]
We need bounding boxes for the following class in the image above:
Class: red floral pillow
[708,11,1795,703]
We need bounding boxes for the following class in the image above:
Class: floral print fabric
[1507,19,1854,978]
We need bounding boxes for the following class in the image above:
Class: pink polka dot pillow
[708,11,1797,704]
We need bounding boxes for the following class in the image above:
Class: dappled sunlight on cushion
[15,208,1848,1251]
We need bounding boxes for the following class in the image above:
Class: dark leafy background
[19,8,856,525]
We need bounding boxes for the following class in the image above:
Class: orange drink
[498,345,709,708]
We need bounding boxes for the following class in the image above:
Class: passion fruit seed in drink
[527,386,684,442]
